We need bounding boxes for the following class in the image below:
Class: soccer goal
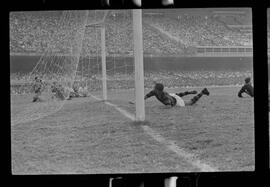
[10,9,145,125]
[75,9,145,121]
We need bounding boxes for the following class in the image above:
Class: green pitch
[11,86,254,174]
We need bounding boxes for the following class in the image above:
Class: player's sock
[190,93,203,104]
[176,90,197,97]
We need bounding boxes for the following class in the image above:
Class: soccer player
[65,82,83,100]
[72,82,80,97]
[77,82,89,97]
[32,76,44,102]
[51,82,66,100]
[144,83,210,107]
[78,86,89,97]
[238,77,254,98]
[65,86,76,100]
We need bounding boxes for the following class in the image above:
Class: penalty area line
[89,94,218,172]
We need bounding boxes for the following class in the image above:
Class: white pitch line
[88,93,135,120]
[142,125,218,172]
[88,93,102,101]
[105,101,135,121]
[89,94,218,172]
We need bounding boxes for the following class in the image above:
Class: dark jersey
[51,84,65,100]
[238,83,254,97]
[145,89,177,106]
[33,80,43,94]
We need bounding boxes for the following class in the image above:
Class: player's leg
[32,89,41,102]
[176,90,197,97]
[185,88,209,106]
[67,91,74,100]
[54,88,64,100]
[33,93,42,102]
[59,90,66,100]
[32,94,38,102]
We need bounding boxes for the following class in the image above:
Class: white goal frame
[86,9,145,121]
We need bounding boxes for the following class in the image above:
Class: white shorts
[169,93,185,107]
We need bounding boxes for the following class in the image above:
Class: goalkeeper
[238,77,254,98]
[144,82,209,107]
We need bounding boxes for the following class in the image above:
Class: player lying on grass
[66,82,89,100]
[238,77,254,98]
[144,83,209,107]
[51,82,66,100]
[77,84,89,97]
[32,76,45,102]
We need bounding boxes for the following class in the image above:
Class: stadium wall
[196,46,253,57]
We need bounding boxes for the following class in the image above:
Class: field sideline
[11,86,254,174]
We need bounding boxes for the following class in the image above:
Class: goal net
[10,10,140,125]
[75,9,138,119]
[11,10,90,125]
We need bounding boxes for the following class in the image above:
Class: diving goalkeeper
[144,83,209,107]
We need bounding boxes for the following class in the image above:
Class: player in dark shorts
[238,77,254,98]
[144,83,210,107]
[32,76,44,102]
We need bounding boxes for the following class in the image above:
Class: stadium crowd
[10,11,253,95]
[10,11,252,56]
[144,14,251,47]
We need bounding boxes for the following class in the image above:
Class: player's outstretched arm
[129,90,153,104]
[144,90,155,100]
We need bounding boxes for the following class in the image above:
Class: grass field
[11,86,254,174]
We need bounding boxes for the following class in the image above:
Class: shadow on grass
[84,99,107,105]
[129,120,152,127]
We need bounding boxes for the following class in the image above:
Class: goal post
[98,9,146,121]
[85,10,109,101]
[77,9,146,121]
[101,25,107,101]
[11,10,147,124]
[133,9,145,121]
[164,177,178,187]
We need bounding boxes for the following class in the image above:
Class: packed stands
[144,14,252,47]
[10,10,252,56]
